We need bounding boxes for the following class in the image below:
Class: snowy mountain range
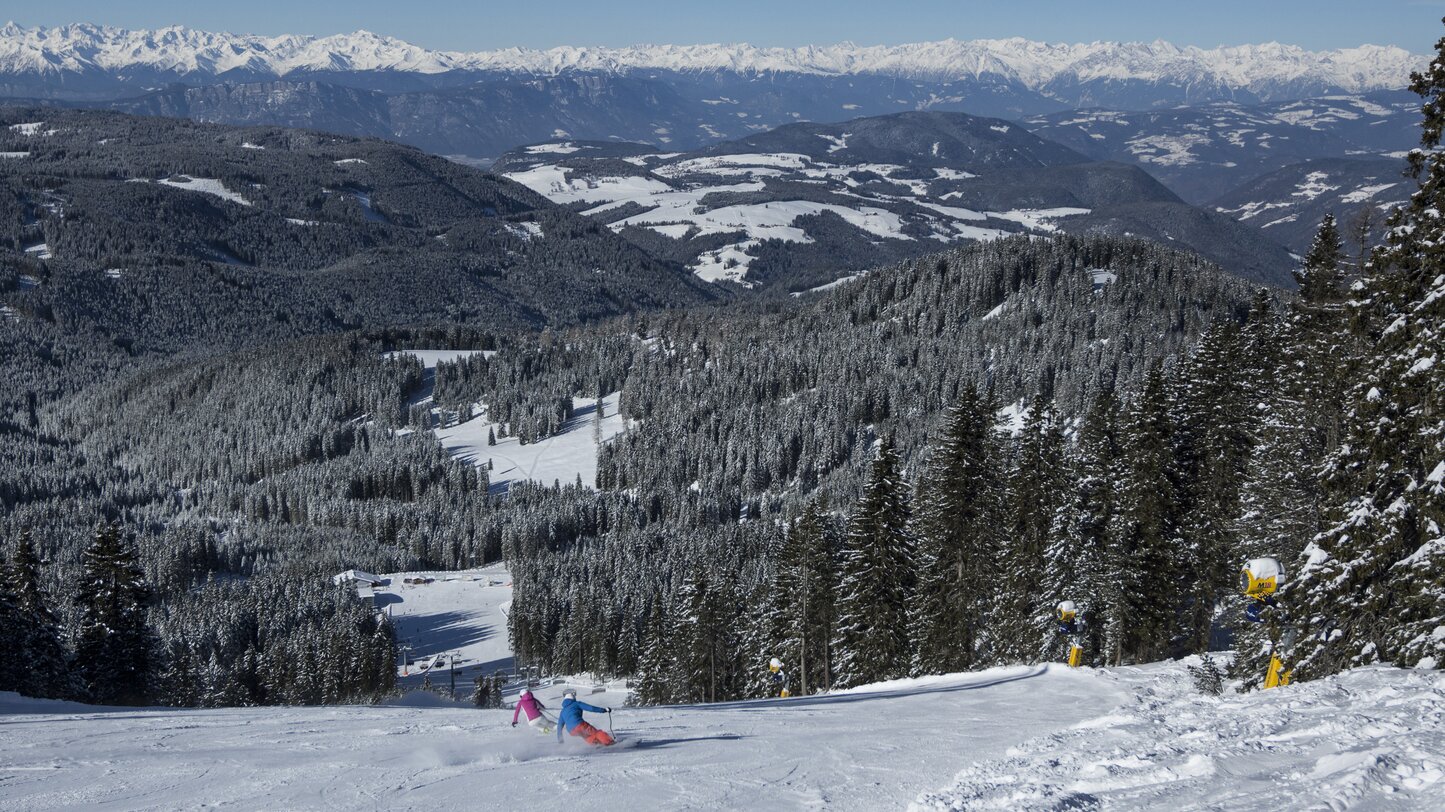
[0,23,1423,102]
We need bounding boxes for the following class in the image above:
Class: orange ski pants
[569,721,615,746]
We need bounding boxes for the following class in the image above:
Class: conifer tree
[10,530,76,699]
[1174,323,1257,653]
[1110,365,1184,664]
[632,600,680,706]
[910,390,1004,673]
[0,550,25,695]
[833,438,914,687]
[679,568,738,703]
[1296,213,1346,305]
[994,394,1067,663]
[769,501,838,695]
[1285,29,1445,676]
[1041,390,1122,664]
[74,523,156,705]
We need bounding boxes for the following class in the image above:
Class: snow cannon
[1241,558,1284,599]
[1056,600,1078,623]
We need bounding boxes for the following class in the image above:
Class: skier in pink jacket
[511,689,553,733]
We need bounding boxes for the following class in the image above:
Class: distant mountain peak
[0,23,1423,98]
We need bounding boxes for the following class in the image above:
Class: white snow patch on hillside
[435,392,628,492]
[1090,268,1118,287]
[0,151,28,158]
[22,242,50,260]
[0,305,17,322]
[791,272,864,296]
[285,217,320,226]
[156,176,252,206]
[1127,133,1210,166]
[8,121,43,135]
[646,223,695,239]
[103,268,124,279]
[334,157,369,165]
[933,167,977,180]
[996,400,1031,434]
[817,132,850,153]
[362,563,515,680]
[912,662,1445,811]
[993,207,1091,232]
[1340,182,1399,203]
[240,141,264,150]
[657,152,813,175]
[386,349,497,369]
[504,165,671,204]
[1292,171,1340,199]
[506,221,544,241]
[524,142,582,154]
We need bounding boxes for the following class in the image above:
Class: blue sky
[6,1,1439,52]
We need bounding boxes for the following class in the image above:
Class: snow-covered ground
[387,349,628,492]
[0,665,1121,811]
[913,663,1444,811]
[367,563,516,683]
[154,176,252,206]
[3,663,1439,811]
[435,391,627,492]
[503,153,1091,285]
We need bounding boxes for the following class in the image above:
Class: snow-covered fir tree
[833,438,914,687]
[74,522,155,705]
[1040,391,1123,665]
[909,390,1005,673]
[766,501,839,695]
[995,394,1068,663]
[1284,35,1445,676]
[1109,365,1184,664]
[8,530,75,699]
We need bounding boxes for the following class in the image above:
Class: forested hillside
[0,108,717,362]
[0,230,1268,706]
[0,28,1440,714]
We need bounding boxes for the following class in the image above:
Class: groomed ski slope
[0,665,1118,811]
[3,662,1442,811]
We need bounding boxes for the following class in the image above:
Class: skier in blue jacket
[557,689,615,746]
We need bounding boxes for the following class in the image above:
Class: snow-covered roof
[332,569,384,586]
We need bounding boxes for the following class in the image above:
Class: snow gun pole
[608,709,614,741]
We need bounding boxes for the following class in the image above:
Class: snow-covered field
[503,153,1090,286]
[433,391,627,492]
[367,563,516,683]
[0,665,1121,811]
[3,662,1438,811]
[388,350,627,492]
